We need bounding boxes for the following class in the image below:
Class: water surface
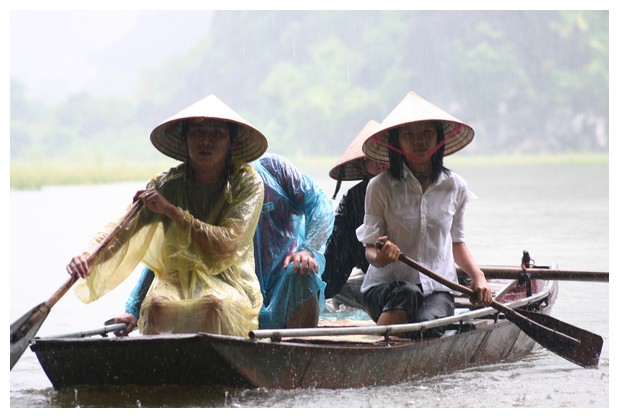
[9,163,609,408]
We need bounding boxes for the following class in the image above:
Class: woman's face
[364,157,389,176]
[186,118,230,167]
[397,121,437,162]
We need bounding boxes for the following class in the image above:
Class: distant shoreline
[10,153,609,190]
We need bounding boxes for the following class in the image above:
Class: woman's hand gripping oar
[375,241,603,368]
[10,200,143,370]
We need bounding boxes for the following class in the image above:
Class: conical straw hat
[329,119,382,181]
[362,91,474,163]
[150,94,268,163]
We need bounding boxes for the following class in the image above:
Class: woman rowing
[66,94,267,336]
[356,91,493,336]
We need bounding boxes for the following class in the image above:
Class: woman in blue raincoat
[252,153,334,329]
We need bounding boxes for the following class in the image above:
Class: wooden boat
[30,275,566,390]
[12,207,604,387]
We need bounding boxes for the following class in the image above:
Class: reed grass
[10,161,172,190]
[446,152,609,167]
[10,153,608,190]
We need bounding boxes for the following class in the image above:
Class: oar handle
[44,200,143,309]
[374,241,474,296]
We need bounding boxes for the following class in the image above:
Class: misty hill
[10,10,609,166]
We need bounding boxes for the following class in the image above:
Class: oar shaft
[44,200,143,310]
[40,323,127,339]
[459,267,609,283]
[396,253,579,345]
[399,254,474,297]
[45,273,79,310]
[373,242,602,368]
[11,200,144,370]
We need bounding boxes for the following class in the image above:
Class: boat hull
[31,334,254,388]
[30,280,557,389]
[209,319,538,389]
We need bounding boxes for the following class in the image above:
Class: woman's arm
[453,242,492,305]
[366,236,400,267]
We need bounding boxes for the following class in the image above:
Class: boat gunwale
[249,280,555,340]
[31,280,555,346]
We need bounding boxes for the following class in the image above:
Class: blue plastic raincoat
[251,153,334,329]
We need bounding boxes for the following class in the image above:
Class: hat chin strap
[372,136,447,163]
[331,169,343,200]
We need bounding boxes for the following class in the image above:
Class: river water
[8,163,610,409]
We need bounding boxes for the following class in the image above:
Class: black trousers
[363,281,455,337]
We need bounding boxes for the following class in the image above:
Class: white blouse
[355,165,476,295]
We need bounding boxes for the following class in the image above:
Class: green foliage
[10,10,608,174]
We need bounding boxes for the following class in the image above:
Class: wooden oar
[376,243,603,368]
[39,323,127,339]
[10,200,143,370]
[458,266,609,283]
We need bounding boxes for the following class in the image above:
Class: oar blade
[513,308,603,368]
[10,201,143,371]
[392,250,604,369]
[10,303,50,370]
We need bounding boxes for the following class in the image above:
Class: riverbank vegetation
[11,11,608,190]
[11,11,607,167]
[10,153,608,190]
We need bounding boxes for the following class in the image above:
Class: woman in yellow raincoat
[66,95,267,336]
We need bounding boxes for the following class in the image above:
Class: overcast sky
[9,3,616,102]
[10,10,215,102]
[11,11,140,98]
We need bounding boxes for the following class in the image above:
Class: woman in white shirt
[356,92,492,336]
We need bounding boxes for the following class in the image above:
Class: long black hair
[387,121,450,182]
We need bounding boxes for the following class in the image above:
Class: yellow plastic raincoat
[74,161,264,336]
